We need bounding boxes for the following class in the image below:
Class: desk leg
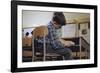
[79,38,82,59]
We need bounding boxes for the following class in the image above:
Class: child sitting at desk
[47,12,74,60]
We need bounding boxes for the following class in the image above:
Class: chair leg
[43,32,46,61]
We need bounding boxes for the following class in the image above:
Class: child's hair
[52,12,66,26]
[31,31,33,35]
[25,32,29,36]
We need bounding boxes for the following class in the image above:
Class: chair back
[32,26,48,38]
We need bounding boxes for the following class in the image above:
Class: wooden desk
[61,37,89,59]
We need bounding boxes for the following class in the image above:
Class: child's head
[52,12,66,28]
[25,32,29,36]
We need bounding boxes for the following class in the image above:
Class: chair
[32,26,64,61]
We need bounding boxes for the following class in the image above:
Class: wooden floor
[22,50,89,62]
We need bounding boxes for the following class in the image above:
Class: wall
[22,11,89,28]
[22,11,53,28]
[0,0,99,73]
[62,24,77,38]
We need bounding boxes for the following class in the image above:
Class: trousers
[54,47,73,60]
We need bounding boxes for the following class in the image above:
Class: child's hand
[59,39,75,47]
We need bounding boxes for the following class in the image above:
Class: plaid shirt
[47,22,65,49]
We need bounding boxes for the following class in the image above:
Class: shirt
[55,28,62,38]
[47,22,65,50]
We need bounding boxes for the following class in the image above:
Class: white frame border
[17,5,94,68]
